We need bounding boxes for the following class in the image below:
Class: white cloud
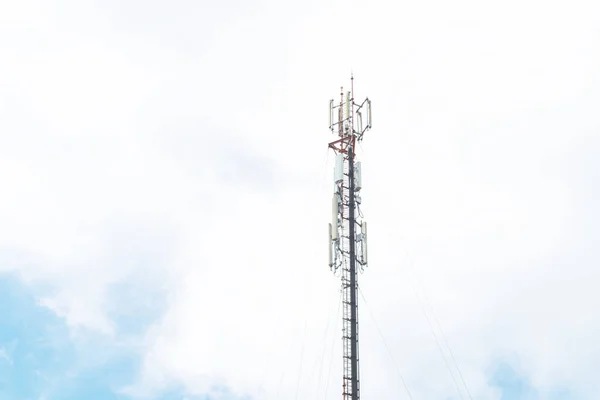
[1,0,600,399]
[0,347,12,365]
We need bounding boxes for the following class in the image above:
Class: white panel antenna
[332,195,339,240]
[355,162,362,191]
[357,111,363,134]
[334,153,344,183]
[329,99,334,130]
[361,221,367,264]
[346,91,351,120]
[328,223,334,267]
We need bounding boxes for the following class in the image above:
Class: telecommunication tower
[328,75,372,400]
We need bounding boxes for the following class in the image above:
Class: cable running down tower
[327,76,372,400]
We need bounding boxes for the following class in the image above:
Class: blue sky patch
[0,273,245,400]
[0,273,139,400]
[490,361,538,399]
[489,360,573,400]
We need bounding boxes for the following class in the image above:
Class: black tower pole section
[348,143,359,400]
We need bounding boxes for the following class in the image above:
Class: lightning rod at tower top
[327,75,372,400]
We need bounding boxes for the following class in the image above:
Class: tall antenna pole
[328,75,372,400]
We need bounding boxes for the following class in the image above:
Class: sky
[0,0,599,399]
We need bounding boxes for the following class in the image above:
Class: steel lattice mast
[328,75,372,400]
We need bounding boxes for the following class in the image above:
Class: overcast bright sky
[1,0,600,399]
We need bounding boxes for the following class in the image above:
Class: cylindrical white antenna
[355,162,362,191]
[328,223,334,267]
[338,105,343,136]
[361,221,367,264]
[367,99,372,128]
[334,153,344,183]
[346,91,351,120]
[332,196,339,240]
[357,111,363,133]
[329,99,334,130]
